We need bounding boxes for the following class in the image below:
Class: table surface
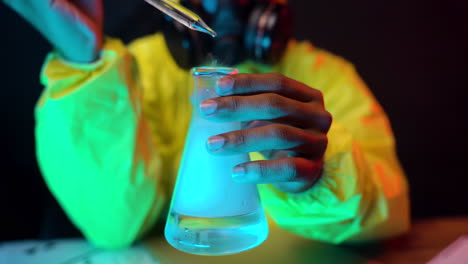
[144,216,468,264]
[2,216,467,264]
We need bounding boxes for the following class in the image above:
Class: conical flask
[164,67,269,255]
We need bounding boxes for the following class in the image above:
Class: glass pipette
[144,0,217,37]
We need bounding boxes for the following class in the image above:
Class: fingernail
[200,99,217,115]
[216,76,234,95]
[207,135,225,151]
[232,166,246,180]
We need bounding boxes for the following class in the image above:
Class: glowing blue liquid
[172,114,259,218]
[164,208,268,255]
[165,113,269,255]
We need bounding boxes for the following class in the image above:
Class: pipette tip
[192,20,217,38]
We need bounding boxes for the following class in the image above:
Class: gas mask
[162,0,292,69]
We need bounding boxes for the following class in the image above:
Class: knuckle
[223,96,241,112]
[269,73,286,91]
[316,90,325,102]
[235,73,249,81]
[320,111,333,132]
[316,136,328,154]
[228,130,247,147]
[254,161,270,180]
[282,159,299,181]
[302,134,327,158]
[237,73,254,90]
[265,94,286,117]
[268,124,291,141]
[308,102,333,132]
[308,89,324,103]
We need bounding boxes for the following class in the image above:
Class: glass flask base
[164,208,268,256]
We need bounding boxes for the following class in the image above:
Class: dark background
[1,0,467,240]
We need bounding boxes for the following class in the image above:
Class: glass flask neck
[191,67,238,108]
[191,67,239,77]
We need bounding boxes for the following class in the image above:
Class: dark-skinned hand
[201,73,332,193]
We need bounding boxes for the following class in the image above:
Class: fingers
[232,158,322,193]
[206,124,328,159]
[216,73,324,103]
[200,93,332,131]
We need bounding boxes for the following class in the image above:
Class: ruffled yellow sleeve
[36,38,167,248]
[255,40,410,244]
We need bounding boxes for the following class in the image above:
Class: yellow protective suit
[36,34,410,249]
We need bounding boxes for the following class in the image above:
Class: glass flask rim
[191,67,238,77]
